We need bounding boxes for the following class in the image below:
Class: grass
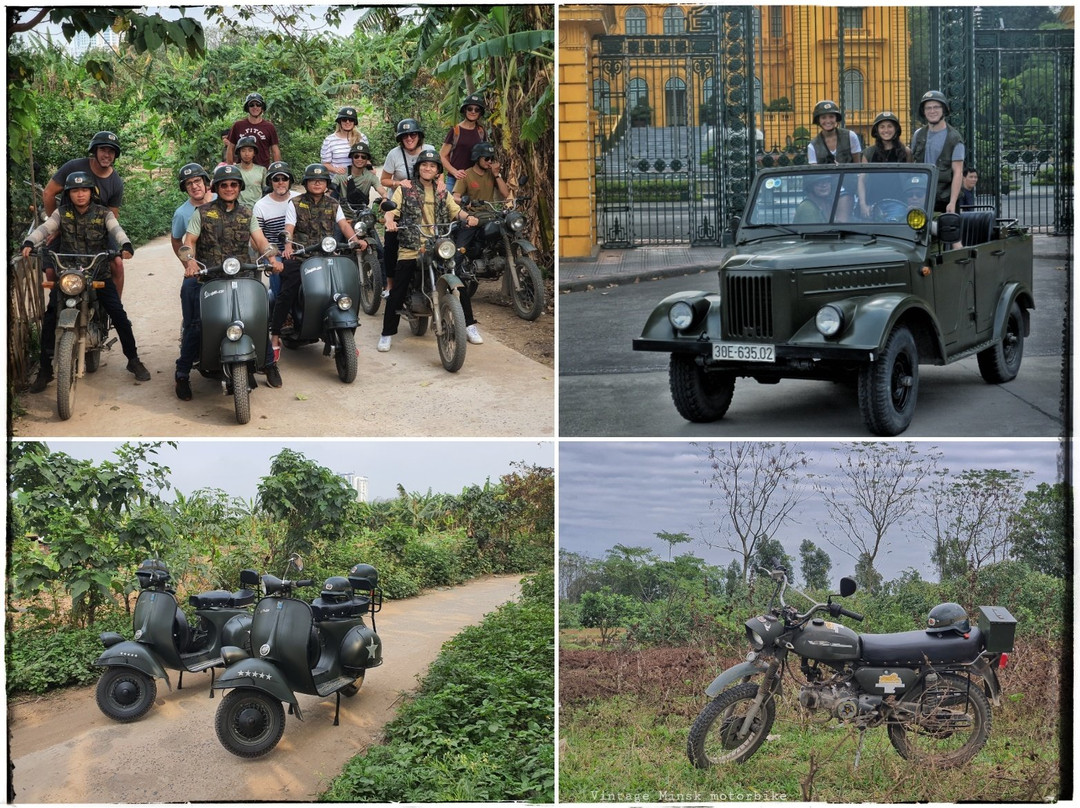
[559,639,1062,802]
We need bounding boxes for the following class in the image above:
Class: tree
[655,530,693,560]
[799,540,832,590]
[811,443,940,593]
[1009,482,1068,578]
[695,442,809,582]
[751,536,794,576]
[579,587,639,646]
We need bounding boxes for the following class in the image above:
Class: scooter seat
[859,626,983,666]
[311,596,370,621]
[189,590,236,609]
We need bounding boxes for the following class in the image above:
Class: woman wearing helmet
[234,136,267,209]
[377,147,483,352]
[857,111,914,219]
[440,93,489,193]
[321,106,367,176]
[225,92,281,168]
[910,90,966,215]
[380,118,434,296]
[807,100,862,165]
[332,141,387,220]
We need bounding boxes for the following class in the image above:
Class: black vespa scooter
[94,559,260,722]
[212,554,383,758]
[279,235,364,384]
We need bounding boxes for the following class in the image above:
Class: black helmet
[348,563,379,591]
[460,93,486,114]
[870,111,902,141]
[395,118,424,142]
[414,147,442,173]
[88,130,121,158]
[243,92,266,112]
[926,602,970,635]
[320,576,353,603]
[235,135,258,153]
[349,140,372,159]
[135,558,170,589]
[302,163,331,184]
[265,160,294,183]
[63,171,98,199]
[918,90,950,119]
[812,100,843,126]
[336,106,358,124]
[470,142,496,164]
[177,163,211,192]
[211,163,246,191]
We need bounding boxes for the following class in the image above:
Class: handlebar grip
[840,607,864,622]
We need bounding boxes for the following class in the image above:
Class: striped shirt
[252,191,301,248]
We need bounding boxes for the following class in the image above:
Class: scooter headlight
[354,220,369,236]
[436,238,457,261]
[59,273,86,296]
[815,304,844,337]
[225,321,244,342]
[505,211,526,232]
[223,257,241,276]
[335,294,353,311]
[321,236,339,253]
[668,301,694,331]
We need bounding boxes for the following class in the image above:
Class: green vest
[397,184,453,251]
[912,124,963,205]
[291,192,337,244]
[196,198,253,267]
[811,127,854,164]
[57,202,110,256]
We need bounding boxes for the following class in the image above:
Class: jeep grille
[724,274,773,340]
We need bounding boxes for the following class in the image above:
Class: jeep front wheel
[858,324,919,436]
[669,355,735,422]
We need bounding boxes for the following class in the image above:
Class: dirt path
[10,236,554,437]
[8,575,522,803]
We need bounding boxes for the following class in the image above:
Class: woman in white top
[320,106,365,175]
[378,118,430,295]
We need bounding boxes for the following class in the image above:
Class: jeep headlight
[321,236,339,253]
[225,321,244,342]
[436,238,457,261]
[335,294,353,311]
[505,211,526,232]
[815,304,844,337]
[223,257,241,276]
[669,301,694,330]
[59,273,86,296]
[907,208,928,231]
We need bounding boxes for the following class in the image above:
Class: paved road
[11,236,554,438]
[8,575,522,803]
[559,255,1067,437]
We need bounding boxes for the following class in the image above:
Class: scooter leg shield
[214,658,299,713]
[93,640,172,690]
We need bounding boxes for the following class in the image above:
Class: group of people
[24,92,513,403]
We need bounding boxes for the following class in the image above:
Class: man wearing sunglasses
[224,92,281,168]
[441,93,489,194]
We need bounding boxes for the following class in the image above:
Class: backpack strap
[450,124,486,153]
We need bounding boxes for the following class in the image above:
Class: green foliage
[6,612,128,694]
[1009,482,1069,577]
[798,540,831,590]
[323,580,554,802]
[580,587,641,645]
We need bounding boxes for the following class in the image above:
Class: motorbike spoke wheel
[510,255,545,321]
[887,673,991,768]
[359,252,383,316]
[437,294,468,372]
[687,682,776,768]
[96,667,157,723]
[229,363,251,425]
[335,329,358,384]
[56,329,79,421]
[215,689,285,758]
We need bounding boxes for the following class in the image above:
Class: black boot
[28,365,53,393]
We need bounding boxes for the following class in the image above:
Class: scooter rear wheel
[96,667,157,723]
[215,689,285,758]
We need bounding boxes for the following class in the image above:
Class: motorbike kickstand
[333,691,341,726]
[853,727,866,770]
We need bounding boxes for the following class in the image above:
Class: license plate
[712,342,775,362]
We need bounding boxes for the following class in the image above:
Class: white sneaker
[377,335,392,352]
[380,289,390,299]
[466,324,484,345]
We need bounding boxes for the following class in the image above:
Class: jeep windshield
[743,165,935,234]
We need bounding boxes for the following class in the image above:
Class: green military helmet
[470,142,496,164]
[870,110,903,141]
[302,163,330,184]
[336,106,359,124]
[88,130,121,158]
[177,163,211,192]
[235,135,258,153]
[63,171,99,200]
[243,92,266,112]
[812,100,843,125]
[211,163,246,191]
[926,602,970,635]
[414,147,442,172]
[349,140,372,159]
[395,118,424,142]
[460,93,486,114]
[265,160,294,183]
[918,90,951,119]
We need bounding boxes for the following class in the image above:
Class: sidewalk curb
[559,263,718,293]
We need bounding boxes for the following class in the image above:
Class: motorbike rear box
[976,606,1017,653]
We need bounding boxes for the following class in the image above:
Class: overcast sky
[559,440,1063,583]
[20,440,553,503]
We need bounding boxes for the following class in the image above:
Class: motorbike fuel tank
[299,255,360,338]
[199,276,269,370]
[792,618,861,662]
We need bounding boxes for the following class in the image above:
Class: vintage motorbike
[212,554,384,758]
[182,248,276,425]
[94,559,260,722]
[397,222,470,372]
[353,199,396,316]
[280,235,363,384]
[458,193,544,321]
[39,249,119,421]
[688,568,1014,770]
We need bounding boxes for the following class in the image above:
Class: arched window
[662,6,685,35]
[624,6,647,35]
[665,76,687,126]
[628,78,649,110]
[842,69,864,111]
[593,78,612,115]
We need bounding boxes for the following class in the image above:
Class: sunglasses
[271,176,291,182]
[218,181,241,189]
[248,102,264,108]
[402,133,420,139]
[465,106,482,113]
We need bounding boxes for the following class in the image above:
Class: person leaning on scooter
[176,164,283,400]
[453,141,512,264]
[22,171,150,393]
[271,164,365,357]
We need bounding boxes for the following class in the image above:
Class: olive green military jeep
[632,163,1034,435]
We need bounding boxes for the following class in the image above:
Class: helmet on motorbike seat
[470,142,496,164]
[243,92,266,112]
[870,111,903,141]
[460,93,486,115]
[62,171,99,199]
[177,163,211,192]
[812,100,843,126]
[302,163,331,184]
[926,602,970,635]
[235,135,258,154]
[88,131,121,158]
[136,558,171,589]
[414,147,442,173]
[395,118,424,142]
[349,140,372,159]
[348,563,378,592]
[211,163,246,191]
[918,90,951,119]
[320,576,354,603]
[336,106,359,124]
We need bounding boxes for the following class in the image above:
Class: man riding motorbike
[453,141,512,265]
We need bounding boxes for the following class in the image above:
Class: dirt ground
[8,575,522,803]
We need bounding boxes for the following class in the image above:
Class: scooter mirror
[839,577,857,597]
[288,553,304,572]
[178,245,193,262]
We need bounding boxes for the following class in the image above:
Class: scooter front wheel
[437,294,467,372]
[96,667,157,723]
[334,329,358,384]
[229,363,251,425]
[56,329,79,421]
[215,689,285,758]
